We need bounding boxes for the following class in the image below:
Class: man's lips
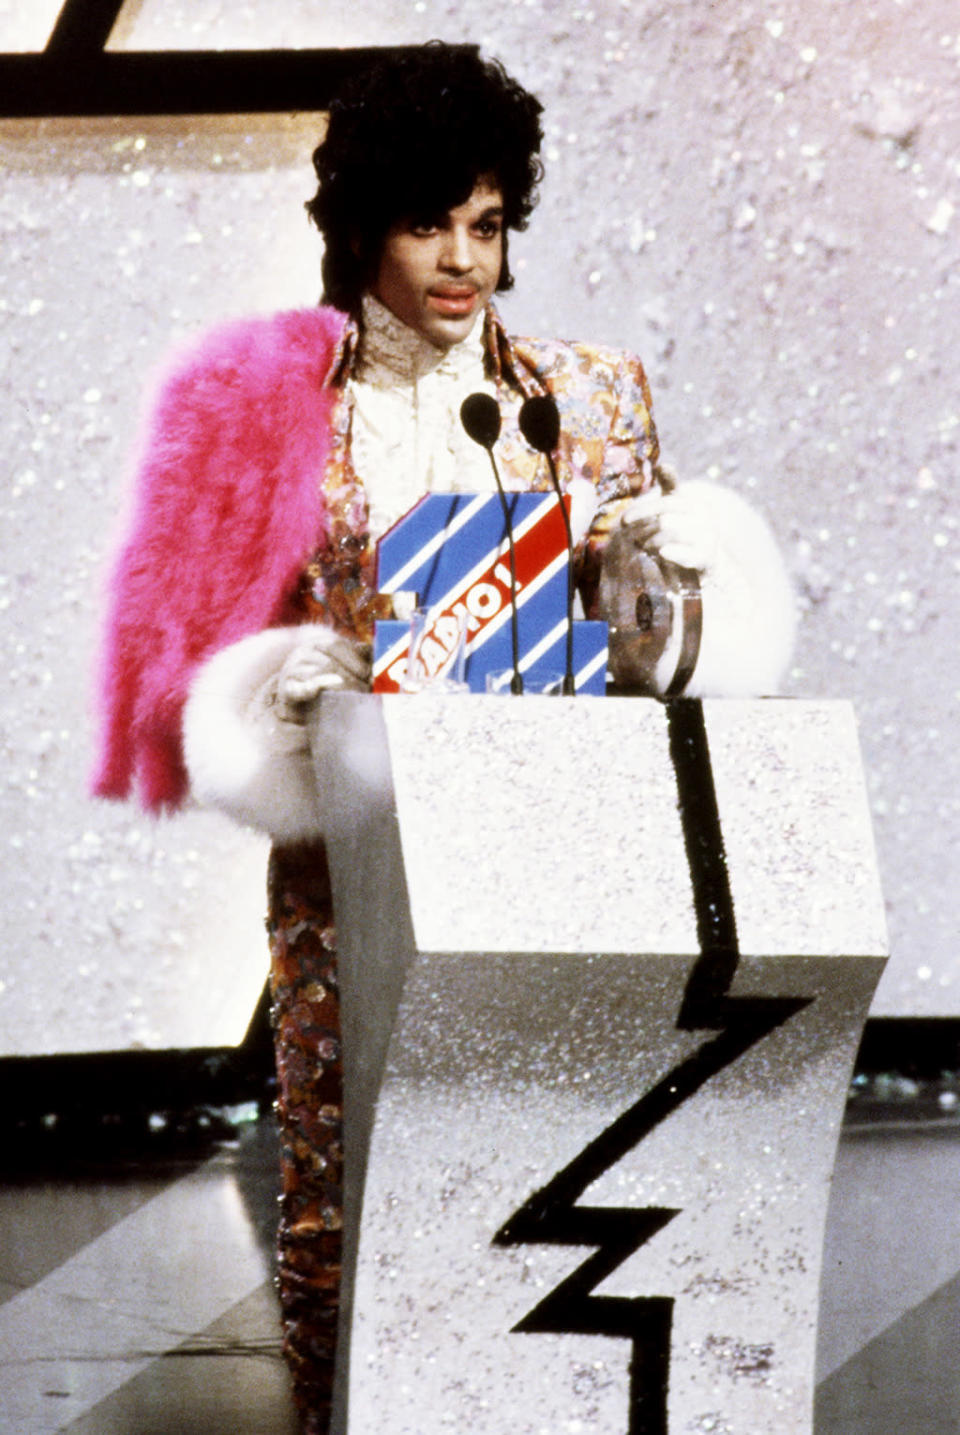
[427,288,479,315]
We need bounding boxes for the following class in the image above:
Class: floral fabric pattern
[286,305,659,639]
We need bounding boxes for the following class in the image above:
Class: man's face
[372,179,504,349]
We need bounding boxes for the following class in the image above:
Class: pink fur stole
[90,305,347,812]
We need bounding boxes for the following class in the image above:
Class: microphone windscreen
[518,394,561,454]
[460,392,502,449]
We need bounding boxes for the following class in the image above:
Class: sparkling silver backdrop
[1,0,958,1053]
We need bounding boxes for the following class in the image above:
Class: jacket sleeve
[89,309,342,813]
[572,350,795,697]
[575,348,665,618]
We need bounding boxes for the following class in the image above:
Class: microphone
[517,394,560,454]
[460,392,502,450]
[459,394,523,694]
[519,394,576,695]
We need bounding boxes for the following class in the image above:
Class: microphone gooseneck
[519,393,576,696]
[459,393,523,695]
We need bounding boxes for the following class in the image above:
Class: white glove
[619,486,721,573]
[276,628,372,721]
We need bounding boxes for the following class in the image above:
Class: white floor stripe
[0,1159,272,1434]
[816,1129,960,1380]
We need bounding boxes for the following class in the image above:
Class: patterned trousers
[267,842,343,1435]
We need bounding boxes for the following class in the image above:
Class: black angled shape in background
[0,0,477,117]
[45,0,126,53]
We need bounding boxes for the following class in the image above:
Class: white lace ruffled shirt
[347,293,500,535]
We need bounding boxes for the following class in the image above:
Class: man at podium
[92,41,794,1435]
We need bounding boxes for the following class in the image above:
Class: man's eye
[409,221,439,237]
[475,221,501,238]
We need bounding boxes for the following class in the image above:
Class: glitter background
[1,0,957,1052]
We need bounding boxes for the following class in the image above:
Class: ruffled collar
[353,292,487,387]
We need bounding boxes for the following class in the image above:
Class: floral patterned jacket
[92,303,660,814]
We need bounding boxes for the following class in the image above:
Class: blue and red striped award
[372,493,608,694]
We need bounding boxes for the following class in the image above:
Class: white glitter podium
[309,694,887,1435]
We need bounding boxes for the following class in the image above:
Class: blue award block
[373,493,608,694]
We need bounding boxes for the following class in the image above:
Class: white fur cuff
[676,481,796,697]
[182,625,326,844]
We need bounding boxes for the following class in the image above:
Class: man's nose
[439,226,473,271]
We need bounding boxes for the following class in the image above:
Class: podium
[309,695,887,1435]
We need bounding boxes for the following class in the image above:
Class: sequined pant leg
[267,842,343,1435]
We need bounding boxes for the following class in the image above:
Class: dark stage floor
[2,1099,958,1434]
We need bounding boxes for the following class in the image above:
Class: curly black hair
[307,43,544,316]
